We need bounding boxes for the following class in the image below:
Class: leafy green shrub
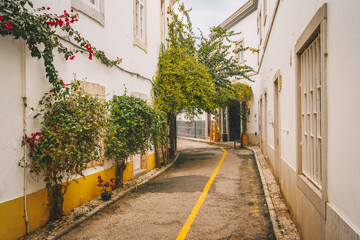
[22,80,107,220]
[105,94,166,185]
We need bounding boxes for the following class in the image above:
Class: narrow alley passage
[60,139,273,240]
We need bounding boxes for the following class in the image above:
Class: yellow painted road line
[176,148,227,240]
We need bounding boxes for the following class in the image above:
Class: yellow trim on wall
[147,153,156,171]
[0,161,134,240]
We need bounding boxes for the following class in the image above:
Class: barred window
[300,35,322,189]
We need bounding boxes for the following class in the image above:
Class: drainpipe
[21,40,30,234]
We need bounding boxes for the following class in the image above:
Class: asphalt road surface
[61,139,273,240]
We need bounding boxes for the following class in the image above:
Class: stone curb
[247,146,301,240]
[47,152,181,240]
[247,146,283,239]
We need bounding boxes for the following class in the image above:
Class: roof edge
[219,0,258,30]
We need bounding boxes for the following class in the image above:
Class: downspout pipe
[21,40,30,234]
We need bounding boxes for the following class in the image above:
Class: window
[71,0,104,26]
[295,4,327,216]
[134,0,147,52]
[300,35,322,188]
[235,40,244,63]
[161,0,166,52]
[78,80,106,168]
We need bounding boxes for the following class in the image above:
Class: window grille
[300,35,322,189]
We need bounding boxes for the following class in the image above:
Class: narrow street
[60,139,273,240]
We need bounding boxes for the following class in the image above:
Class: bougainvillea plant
[97,176,116,195]
[21,79,108,220]
[0,0,121,91]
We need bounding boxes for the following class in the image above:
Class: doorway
[228,100,240,141]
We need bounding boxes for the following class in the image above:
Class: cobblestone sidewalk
[247,146,301,240]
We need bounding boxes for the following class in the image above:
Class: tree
[105,94,166,186]
[154,2,256,152]
[197,26,257,108]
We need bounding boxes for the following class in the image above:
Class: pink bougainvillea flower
[0,16,3,20]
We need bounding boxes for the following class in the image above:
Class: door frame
[273,70,282,181]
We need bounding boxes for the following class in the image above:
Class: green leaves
[0,0,119,91]
[105,94,166,165]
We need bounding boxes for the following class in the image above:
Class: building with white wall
[221,0,360,238]
[217,0,260,145]
[0,0,172,239]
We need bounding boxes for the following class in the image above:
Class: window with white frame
[296,4,327,215]
[161,0,166,47]
[134,0,147,51]
[300,34,323,189]
[71,0,104,25]
[235,40,244,63]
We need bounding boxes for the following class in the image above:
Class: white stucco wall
[0,0,169,204]
[256,0,360,233]
[227,10,260,139]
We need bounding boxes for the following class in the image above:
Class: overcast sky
[181,0,248,37]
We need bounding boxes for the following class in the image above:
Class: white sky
[181,0,248,37]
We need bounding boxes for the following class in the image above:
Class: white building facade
[0,0,172,238]
[220,0,360,238]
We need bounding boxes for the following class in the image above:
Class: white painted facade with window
[221,0,360,238]
[0,0,173,238]
[218,0,260,145]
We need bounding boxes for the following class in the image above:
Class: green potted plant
[97,176,116,201]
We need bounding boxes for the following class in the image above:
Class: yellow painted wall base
[0,161,134,240]
[147,153,156,171]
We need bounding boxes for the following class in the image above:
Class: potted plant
[97,176,116,201]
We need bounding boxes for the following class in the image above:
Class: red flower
[0,16,3,20]
[65,58,68,60]
[42,6,45,10]
[5,22,13,30]
[71,9,74,13]
[50,90,53,93]
[41,19,44,22]
[70,55,75,60]
[104,182,110,187]
[47,7,50,10]
[66,22,69,27]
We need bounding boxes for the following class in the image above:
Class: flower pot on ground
[97,176,116,201]
[101,192,112,201]
[242,134,248,146]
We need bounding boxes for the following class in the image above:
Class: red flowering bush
[0,0,121,90]
[22,79,107,220]
[97,176,117,195]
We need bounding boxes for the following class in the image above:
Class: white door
[133,154,141,172]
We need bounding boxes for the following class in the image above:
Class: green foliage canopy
[105,94,167,165]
